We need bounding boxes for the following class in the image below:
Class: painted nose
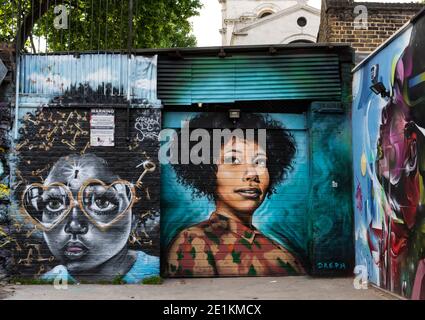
[64,207,88,235]
[243,164,260,183]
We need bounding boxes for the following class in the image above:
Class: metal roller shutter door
[161,112,309,277]
[158,54,342,105]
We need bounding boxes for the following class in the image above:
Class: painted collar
[208,211,260,244]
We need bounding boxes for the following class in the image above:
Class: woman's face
[215,137,270,215]
[42,155,132,273]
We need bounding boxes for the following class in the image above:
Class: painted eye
[254,158,267,167]
[224,155,242,165]
[84,186,121,216]
[93,198,116,211]
[46,199,65,212]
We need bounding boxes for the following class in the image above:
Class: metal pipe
[14,56,21,140]
[14,0,22,140]
[128,0,133,56]
[126,105,130,142]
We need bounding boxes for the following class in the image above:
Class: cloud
[85,67,119,83]
[133,78,157,90]
[27,72,71,93]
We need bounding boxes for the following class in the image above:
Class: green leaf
[190,246,196,259]
[253,239,262,249]
[1,0,202,51]
[206,250,217,269]
[248,265,257,276]
[183,269,193,276]
[231,250,241,264]
[239,238,252,250]
[142,276,163,285]
[277,258,298,275]
[205,231,221,245]
[244,231,253,239]
[177,249,184,261]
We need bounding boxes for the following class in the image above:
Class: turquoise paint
[161,105,354,274]
[161,112,310,263]
[158,55,342,105]
[163,112,307,130]
[308,103,354,274]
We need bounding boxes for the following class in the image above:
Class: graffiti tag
[135,116,160,142]
[317,262,347,270]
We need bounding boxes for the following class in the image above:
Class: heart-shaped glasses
[21,179,136,232]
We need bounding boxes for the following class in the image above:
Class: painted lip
[234,187,262,200]
[63,241,88,260]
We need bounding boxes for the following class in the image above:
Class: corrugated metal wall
[18,54,160,106]
[158,54,342,105]
[7,53,162,283]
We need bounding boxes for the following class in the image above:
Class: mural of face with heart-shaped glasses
[22,179,135,232]
[20,154,145,276]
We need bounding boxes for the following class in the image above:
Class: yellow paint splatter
[361,153,367,177]
[0,184,10,196]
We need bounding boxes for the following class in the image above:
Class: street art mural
[9,108,160,283]
[162,108,354,277]
[0,103,11,280]
[162,112,310,277]
[0,50,354,281]
[353,14,425,299]
[307,104,354,275]
[0,53,162,283]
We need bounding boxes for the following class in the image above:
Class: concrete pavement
[0,276,398,300]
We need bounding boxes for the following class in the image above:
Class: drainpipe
[13,56,20,140]
[126,0,133,140]
[127,0,133,102]
[14,0,22,140]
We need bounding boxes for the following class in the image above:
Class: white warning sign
[90,109,115,147]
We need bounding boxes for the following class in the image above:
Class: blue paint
[160,112,310,258]
[352,26,413,288]
[18,54,161,107]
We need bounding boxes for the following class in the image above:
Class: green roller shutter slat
[191,84,341,92]
[158,54,342,105]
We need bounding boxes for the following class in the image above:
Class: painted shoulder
[170,220,216,246]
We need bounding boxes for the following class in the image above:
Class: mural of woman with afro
[166,112,306,277]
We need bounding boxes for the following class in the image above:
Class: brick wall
[0,44,14,281]
[9,107,161,282]
[318,0,424,59]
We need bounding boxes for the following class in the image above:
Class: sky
[190,0,422,47]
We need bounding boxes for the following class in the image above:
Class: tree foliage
[0,0,202,52]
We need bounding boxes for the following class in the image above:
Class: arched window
[258,11,274,19]
[290,39,314,44]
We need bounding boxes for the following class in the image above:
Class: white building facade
[219,0,320,46]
